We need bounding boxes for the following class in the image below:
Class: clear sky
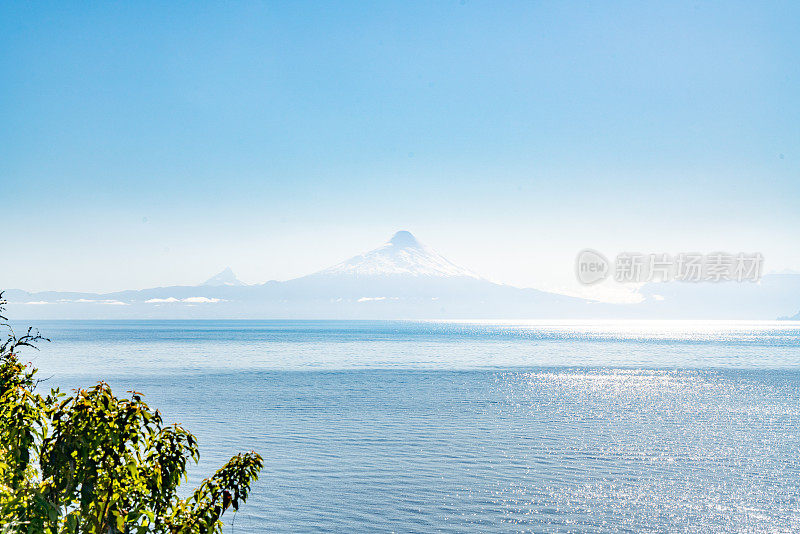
[2,1,799,294]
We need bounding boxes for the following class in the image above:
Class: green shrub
[0,292,263,533]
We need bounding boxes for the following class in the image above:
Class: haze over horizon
[5,4,800,532]
[3,1,799,294]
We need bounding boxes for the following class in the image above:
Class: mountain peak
[389,231,420,249]
[312,231,481,279]
[203,267,245,286]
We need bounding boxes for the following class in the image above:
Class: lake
[20,320,800,532]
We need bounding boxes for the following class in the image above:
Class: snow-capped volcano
[314,231,481,279]
[203,267,245,286]
[7,229,800,320]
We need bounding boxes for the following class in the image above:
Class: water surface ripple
[25,320,800,532]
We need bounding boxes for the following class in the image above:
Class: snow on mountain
[3,232,587,319]
[203,267,245,286]
[10,230,800,320]
[313,231,481,279]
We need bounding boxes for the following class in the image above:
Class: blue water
[19,320,800,532]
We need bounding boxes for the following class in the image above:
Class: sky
[1,1,799,294]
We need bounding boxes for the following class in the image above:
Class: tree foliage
[0,292,263,533]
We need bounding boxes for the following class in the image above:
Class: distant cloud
[145,297,180,303]
[24,301,49,305]
[357,296,386,302]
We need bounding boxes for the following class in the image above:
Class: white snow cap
[317,231,481,279]
[388,230,420,248]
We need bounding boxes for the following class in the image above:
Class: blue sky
[2,1,799,293]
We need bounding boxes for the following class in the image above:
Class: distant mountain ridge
[780,309,800,320]
[2,231,592,319]
[4,231,800,320]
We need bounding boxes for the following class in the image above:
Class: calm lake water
[19,320,800,532]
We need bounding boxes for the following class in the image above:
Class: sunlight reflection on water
[25,321,800,532]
